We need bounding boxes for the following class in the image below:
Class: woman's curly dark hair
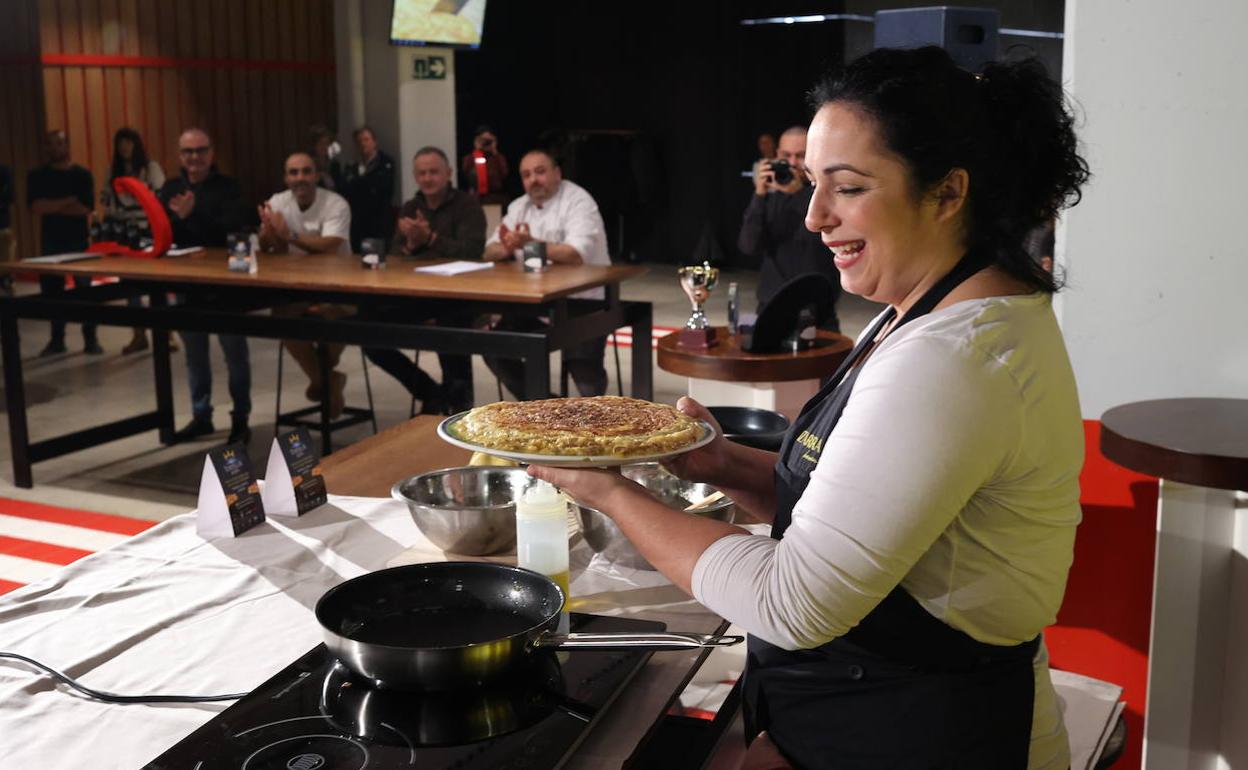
[809,46,1090,293]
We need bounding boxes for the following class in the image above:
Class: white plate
[436,411,717,467]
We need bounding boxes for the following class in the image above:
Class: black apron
[744,249,1041,770]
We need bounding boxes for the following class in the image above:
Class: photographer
[738,125,841,330]
[460,125,509,205]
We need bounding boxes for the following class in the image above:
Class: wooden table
[1101,398,1248,770]
[13,250,643,303]
[319,415,469,496]
[657,327,852,420]
[0,252,651,487]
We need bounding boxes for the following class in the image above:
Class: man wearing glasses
[159,128,252,445]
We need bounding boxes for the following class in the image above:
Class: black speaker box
[874,6,1000,71]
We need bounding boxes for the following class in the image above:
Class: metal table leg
[628,302,654,401]
[1,310,32,488]
[523,338,551,401]
[317,342,333,454]
[151,291,176,444]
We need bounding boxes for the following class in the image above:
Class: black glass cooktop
[144,613,663,770]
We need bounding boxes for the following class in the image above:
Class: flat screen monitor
[390,0,487,48]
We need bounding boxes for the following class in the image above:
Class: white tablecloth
[0,495,730,769]
[0,496,415,768]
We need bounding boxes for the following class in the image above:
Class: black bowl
[707,406,790,451]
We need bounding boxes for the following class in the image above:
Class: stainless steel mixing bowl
[391,467,536,555]
[575,464,734,570]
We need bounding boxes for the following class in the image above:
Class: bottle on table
[248,234,260,274]
[515,480,571,632]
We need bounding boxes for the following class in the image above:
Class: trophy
[677,262,720,348]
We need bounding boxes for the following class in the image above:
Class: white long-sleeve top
[692,292,1082,769]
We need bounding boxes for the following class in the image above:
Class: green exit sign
[412,56,447,80]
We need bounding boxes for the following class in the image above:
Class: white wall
[333,0,457,206]
[396,48,457,202]
[333,0,366,142]
[1058,0,1248,417]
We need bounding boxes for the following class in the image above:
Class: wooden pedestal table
[1100,398,1248,770]
[656,327,852,420]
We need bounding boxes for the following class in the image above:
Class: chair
[403,350,484,416]
[274,342,377,453]
[558,332,625,398]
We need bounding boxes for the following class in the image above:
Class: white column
[685,379,819,423]
[396,47,458,200]
[333,1,458,206]
[1057,0,1248,418]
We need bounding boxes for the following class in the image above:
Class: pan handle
[532,631,744,651]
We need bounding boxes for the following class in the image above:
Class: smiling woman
[530,46,1090,770]
[804,47,1088,307]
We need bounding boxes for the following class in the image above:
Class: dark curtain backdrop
[454,2,849,268]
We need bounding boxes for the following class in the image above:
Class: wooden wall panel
[0,1,46,258]
[26,0,337,231]
[118,0,138,55]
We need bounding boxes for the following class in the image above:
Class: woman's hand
[662,397,731,484]
[527,465,637,515]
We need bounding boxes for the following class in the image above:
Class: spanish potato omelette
[454,396,702,458]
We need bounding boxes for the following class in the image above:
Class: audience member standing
[27,130,100,356]
[339,125,395,252]
[104,127,167,354]
[160,127,252,444]
[363,146,484,414]
[483,149,610,398]
[460,125,509,205]
[738,125,841,329]
[0,164,13,294]
[259,152,353,418]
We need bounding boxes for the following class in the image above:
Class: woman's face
[118,137,135,160]
[804,102,957,310]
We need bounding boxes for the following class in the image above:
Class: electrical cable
[0,651,247,703]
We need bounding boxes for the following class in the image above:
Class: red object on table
[87,176,173,259]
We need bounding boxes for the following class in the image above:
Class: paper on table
[166,246,204,256]
[23,252,96,264]
[414,260,494,276]
[1050,667,1125,770]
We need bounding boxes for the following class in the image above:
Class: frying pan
[707,406,791,451]
[314,561,742,691]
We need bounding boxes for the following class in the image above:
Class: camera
[769,159,794,185]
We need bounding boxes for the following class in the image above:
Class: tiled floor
[0,269,882,521]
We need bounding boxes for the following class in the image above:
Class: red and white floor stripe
[610,325,679,350]
[0,499,154,596]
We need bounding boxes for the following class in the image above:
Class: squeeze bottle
[515,481,571,610]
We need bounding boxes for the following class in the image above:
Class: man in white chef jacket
[482,149,611,398]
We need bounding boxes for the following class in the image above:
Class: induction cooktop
[144,613,663,770]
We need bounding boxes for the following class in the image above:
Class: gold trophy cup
[677,262,720,348]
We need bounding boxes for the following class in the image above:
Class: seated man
[258,152,353,417]
[483,149,610,399]
[363,146,485,414]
